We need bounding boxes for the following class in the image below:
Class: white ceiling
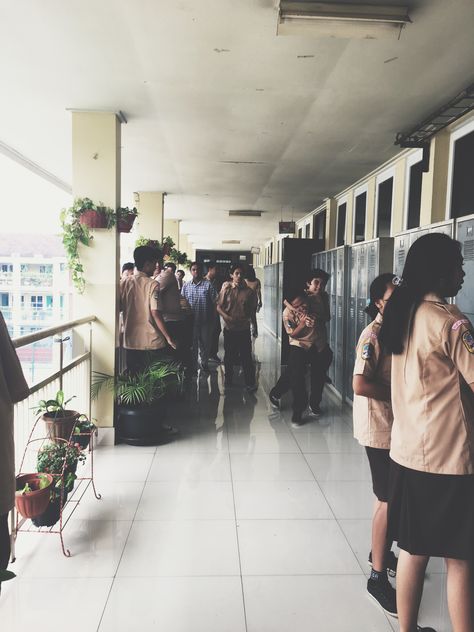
[1,0,474,250]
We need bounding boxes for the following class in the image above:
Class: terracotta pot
[117,214,137,233]
[79,209,108,229]
[15,473,54,519]
[43,411,79,443]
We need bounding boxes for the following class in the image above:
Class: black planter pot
[73,433,91,450]
[117,403,168,446]
[31,491,68,528]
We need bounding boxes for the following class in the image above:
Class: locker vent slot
[463,239,474,261]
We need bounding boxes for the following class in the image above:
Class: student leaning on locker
[379,233,474,632]
[352,273,398,618]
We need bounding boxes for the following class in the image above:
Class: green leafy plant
[74,415,96,435]
[92,359,183,408]
[60,197,116,293]
[32,390,76,419]
[135,235,162,250]
[167,247,191,267]
[117,206,138,219]
[19,474,51,495]
[37,442,86,475]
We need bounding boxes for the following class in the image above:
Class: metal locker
[277,262,284,340]
[455,214,474,323]
[345,246,358,398]
[335,247,347,397]
[393,233,409,276]
[408,227,429,247]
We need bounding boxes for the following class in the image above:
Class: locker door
[393,233,409,276]
[346,245,358,399]
[455,216,474,323]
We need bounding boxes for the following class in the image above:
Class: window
[313,211,326,250]
[60,262,66,272]
[39,264,53,274]
[298,227,303,239]
[376,177,393,237]
[336,203,347,247]
[46,295,53,308]
[20,264,28,273]
[30,295,43,309]
[276,240,280,261]
[269,242,273,264]
[305,224,310,238]
[450,129,474,219]
[406,159,423,229]
[353,192,367,243]
[1,264,13,273]
[0,293,9,307]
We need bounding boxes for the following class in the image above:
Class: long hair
[365,273,394,321]
[379,233,461,354]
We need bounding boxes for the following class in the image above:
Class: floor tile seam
[95,451,156,632]
[228,446,249,632]
[296,424,371,577]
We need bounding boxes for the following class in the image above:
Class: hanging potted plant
[117,207,138,233]
[33,390,79,442]
[15,473,54,519]
[73,415,96,449]
[92,359,183,446]
[60,197,116,293]
[167,247,191,268]
[161,236,175,257]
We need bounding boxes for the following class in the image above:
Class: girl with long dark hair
[353,273,397,615]
[379,233,473,632]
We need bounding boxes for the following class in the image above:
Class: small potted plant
[36,441,86,478]
[15,473,54,519]
[73,415,96,449]
[71,197,116,229]
[92,359,183,446]
[33,390,79,442]
[31,471,76,528]
[117,207,138,233]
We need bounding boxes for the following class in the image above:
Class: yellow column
[325,198,337,250]
[72,111,121,428]
[345,196,354,245]
[164,219,180,248]
[135,192,164,241]
[392,158,407,235]
[365,178,376,240]
[420,132,450,226]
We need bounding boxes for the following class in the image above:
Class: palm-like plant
[92,360,183,408]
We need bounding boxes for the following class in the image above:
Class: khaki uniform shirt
[155,268,184,322]
[283,306,318,350]
[353,314,393,449]
[391,296,474,475]
[120,271,166,350]
[218,281,257,331]
[307,292,330,352]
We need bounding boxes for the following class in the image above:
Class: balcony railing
[20,273,53,287]
[0,271,13,285]
[12,315,96,470]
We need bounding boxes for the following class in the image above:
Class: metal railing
[12,315,96,468]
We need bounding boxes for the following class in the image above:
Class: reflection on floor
[1,328,452,631]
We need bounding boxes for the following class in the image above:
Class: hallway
[1,329,450,631]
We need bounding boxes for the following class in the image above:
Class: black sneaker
[269,389,280,409]
[367,575,397,617]
[291,413,305,428]
[209,355,221,364]
[417,627,437,632]
[369,550,398,577]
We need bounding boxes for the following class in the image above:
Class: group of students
[120,245,263,390]
[352,233,473,632]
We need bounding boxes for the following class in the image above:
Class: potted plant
[60,197,116,293]
[36,441,86,478]
[33,390,79,442]
[73,415,96,449]
[167,247,191,268]
[135,236,162,251]
[117,207,138,233]
[15,473,54,519]
[92,359,183,446]
[31,471,76,528]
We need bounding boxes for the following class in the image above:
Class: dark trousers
[209,317,221,358]
[125,348,170,375]
[274,345,329,414]
[0,513,10,571]
[223,328,255,386]
[165,320,191,368]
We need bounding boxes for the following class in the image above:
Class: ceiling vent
[222,240,241,244]
[228,210,262,217]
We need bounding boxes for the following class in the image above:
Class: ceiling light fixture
[222,240,241,244]
[228,210,262,217]
[277,2,411,39]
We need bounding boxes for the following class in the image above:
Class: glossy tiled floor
[1,327,452,631]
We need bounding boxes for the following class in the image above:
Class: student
[154,260,188,367]
[176,269,185,290]
[273,294,326,426]
[181,261,218,373]
[0,311,29,590]
[379,233,473,632]
[244,265,262,338]
[121,261,134,278]
[352,273,397,616]
[270,269,331,411]
[120,246,176,374]
[217,264,257,390]
[206,261,223,363]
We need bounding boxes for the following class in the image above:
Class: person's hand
[304,315,315,328]
[167,338,177,350]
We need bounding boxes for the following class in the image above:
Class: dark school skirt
[387,460,474,560]
[365,446,390,502]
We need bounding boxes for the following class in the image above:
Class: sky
[0,153,72,235]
